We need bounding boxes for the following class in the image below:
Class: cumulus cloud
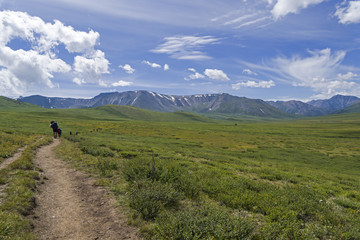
[111,80,133,87]
[119,64,135,74]
[142,60,169,71]
[184,68,205,81]
[243,69,258,75]
[0,47,71,88]
[270,48,360,97]
[0,10,109,96]
[73,50,109,86]
[335,1,360,24]
[142,60,161,68]
[271,0,325,20]
[204,69,230,81]
[232,80,275,90]
[151,35,220,60]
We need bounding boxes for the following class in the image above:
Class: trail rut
[33,139,139,240]
[0,146,26,171]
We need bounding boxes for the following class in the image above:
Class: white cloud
[269,48,360,97]
[337,72,358,80]
[243,69,258,75]
[142,60,161,68]
[164,64,170,71]
[72,77,85,86]
[335,1,360,24]
[271,0,325,20]
[232,80,275,90]
[224,13,258,26]
[119,64,135,74]
[235,16,271,28]
[0,69,24,96]
[184,68,205,81]
[151,35,220,60]
[0,11,99,54]
[0,47,71,87]
[204,69,230,81]
[0,10,109,96]
[111,80,133,87]
[73,50,109,86]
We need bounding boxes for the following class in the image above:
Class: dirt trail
[33,139,139,240]
[0,145,27,171]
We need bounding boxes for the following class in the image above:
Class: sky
[0,0,360,101]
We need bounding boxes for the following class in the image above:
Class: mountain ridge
[17,91,291,118]
[15,91,360,117]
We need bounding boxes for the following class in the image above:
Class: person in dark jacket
[50,121,59,138]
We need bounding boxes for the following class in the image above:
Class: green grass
[1,99,360,239]
[0,134,52,239]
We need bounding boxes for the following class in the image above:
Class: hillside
[0,96,43,111]
[336,101,360,114]
[267,100,328,117]
[87,105,214,122]
[307,95,360,112]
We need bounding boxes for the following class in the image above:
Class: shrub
[80,145,114,157]
[154,205,254,240]
[129,180,182,220]
[123,157,200,199]
[97,158,118,176]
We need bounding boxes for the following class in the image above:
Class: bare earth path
[33,139,139,240]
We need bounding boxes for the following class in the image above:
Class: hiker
[50,121,60,138]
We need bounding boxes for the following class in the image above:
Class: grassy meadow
[0,101,360,239]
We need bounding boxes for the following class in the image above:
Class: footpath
[6,138,139,240]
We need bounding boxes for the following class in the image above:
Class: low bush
[129,179,182,220]
[97,158,118,177]
[123,157,199,199]
[154,205,254,239]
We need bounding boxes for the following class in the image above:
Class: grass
[1,98,360,239]
[0,133,52,239]
[56,113,360,239]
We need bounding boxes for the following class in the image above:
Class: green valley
[0,97,359,239]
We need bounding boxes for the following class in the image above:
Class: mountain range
[16,91,360,118]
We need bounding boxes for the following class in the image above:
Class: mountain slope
[88,105,214,122]
[0,96,43,111]
[335,101,360,114]
[267,100,327,117]
[307,95,360,112]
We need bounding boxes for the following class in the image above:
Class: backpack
[57,128,62,137]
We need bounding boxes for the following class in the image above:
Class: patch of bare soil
[32,139,139,240]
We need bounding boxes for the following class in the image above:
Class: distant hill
[0,96,42,111]
[307,95,360,113]
[335,101,360,114]
[18,91,292,119]
[267,100,327,117]
[89,105,214,122]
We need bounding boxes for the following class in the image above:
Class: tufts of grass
[0,135,52,240]
[129,179,182,221]
[154,205,254,240]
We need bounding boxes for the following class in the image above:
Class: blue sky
[0,0,359,101]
